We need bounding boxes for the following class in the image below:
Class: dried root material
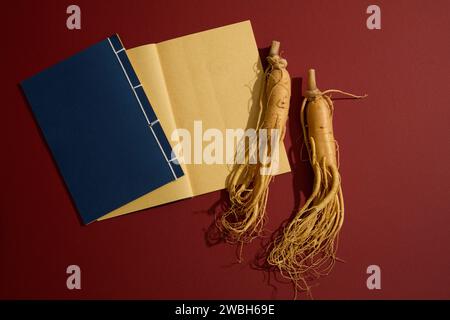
[219,41,291,245]
[268,69,366,296]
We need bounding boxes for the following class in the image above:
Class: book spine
[107,35,182,180]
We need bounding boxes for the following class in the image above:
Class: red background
[1,0,449,299]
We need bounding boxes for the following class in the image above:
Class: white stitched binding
[150,119,160,127]
[107,37,177,180]
[107,38,150,124]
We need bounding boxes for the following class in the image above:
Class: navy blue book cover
[21,35,183,224]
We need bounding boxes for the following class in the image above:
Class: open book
[99,21,291,220]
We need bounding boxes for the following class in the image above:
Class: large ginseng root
[268,69,366,295]
[219,41,291,245]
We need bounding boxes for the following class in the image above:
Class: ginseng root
[268,69,366,296]
[219,41,291,246]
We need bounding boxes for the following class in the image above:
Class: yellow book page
[156,20,290,196]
